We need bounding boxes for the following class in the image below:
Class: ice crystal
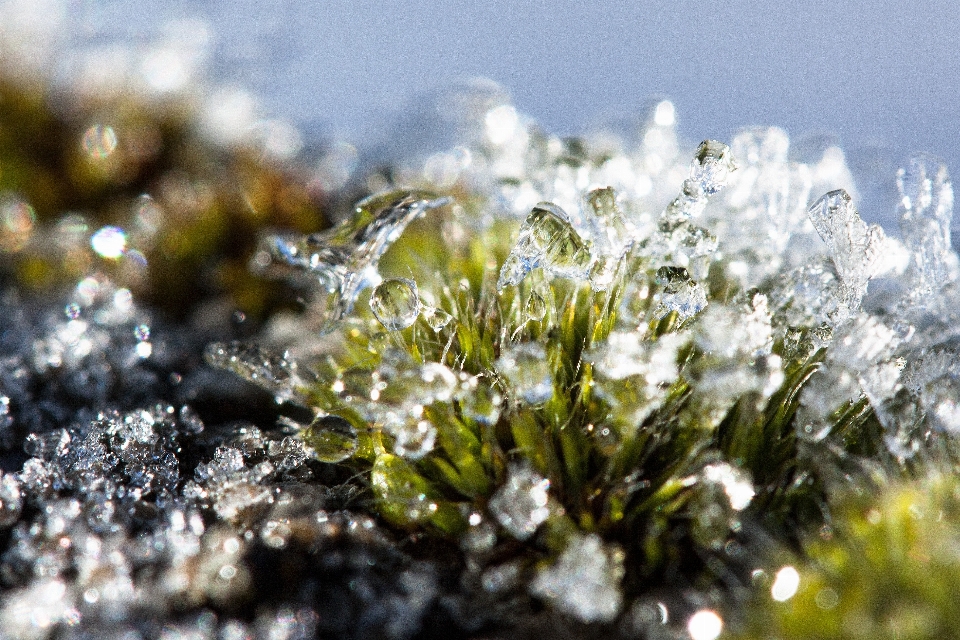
[494,343,553,405]
[806,189,897,315]
[265,191,450,332]
[691,139,738,195]
[529,533,625,623]
[487,462,551,540]
[497,202,593,291]
[653,266,708,321]
[204,341,300,402]
[897,154,956,299]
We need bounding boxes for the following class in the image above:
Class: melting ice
[265,190,450,333]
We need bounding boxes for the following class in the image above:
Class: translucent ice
[529,533,624,623]
[897,155,956,297]
[587,331,684,430]
[497,203,593,291]
[494,343,553,404]
[369,278,421,331]
[807,190,892,313]
[204,341,300,402]
[798,314,903,439]
[696,291,774,360]
[652,142,733,276]
[266,190,450,332]
[653,266,708,321]
[689,462,756,549]
[691,140,737,195]
[487,462,550,540]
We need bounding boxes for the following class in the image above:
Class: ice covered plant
[6,25,960,632]
[206,86,960,632]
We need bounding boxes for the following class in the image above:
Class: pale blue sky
[71,0,960,224]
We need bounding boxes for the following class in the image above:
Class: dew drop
[421,306,453,332]
[82,124,118,159]
[91,226,127,259]
[369,278,421,331]
[524,291,547,322]
[302,415,359,463]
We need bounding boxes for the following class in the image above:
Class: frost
[494,343,553,405]
[807,189,896,316]
[204,341,300,402]
[691,139,738,195]
[653,266,708,321]
[529,533,624,623]
[497,202,593,291]
[497,187,635,293]
[487,462,551,540]
[897,154,957,300]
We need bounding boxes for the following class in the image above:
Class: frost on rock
[263,190,450,333]
[529,533,625,623]
[487,462,551,540]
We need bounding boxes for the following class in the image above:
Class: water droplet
[302,415,358,463]
[82,124,118,159]
[457,376,502,426]
[524,291,547,322]
[369,278,421,331]
[495,343,553,404]
[266,190,450,333]
[691,140,736,195]
[421,306,453,332]
[497,203,593,291]
[90,226,127,259]
[386,416,436,460]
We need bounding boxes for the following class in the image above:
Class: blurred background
[6,0,959,226]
